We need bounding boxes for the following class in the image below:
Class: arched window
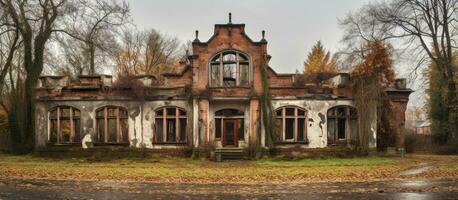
[275,107,307,143]
[209,50,250,87]
[154,107,187,143]
[96,106,128,144]
[327,106,357,145]
[215,109,244,147]
[49,106,81,144]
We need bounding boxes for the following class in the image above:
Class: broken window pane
[239,64,249,86]
[223,63,237,87]
[211,64,221,86]
[223,53,236,62]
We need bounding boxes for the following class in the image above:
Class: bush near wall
[0,108,10,151]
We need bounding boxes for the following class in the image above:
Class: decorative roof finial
[228,12,232,24]
[260,30,267,43]
[193,30,200,42]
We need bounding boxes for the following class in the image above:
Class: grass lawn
[0,153,457,184]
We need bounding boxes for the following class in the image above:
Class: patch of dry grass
[0,153,457,184]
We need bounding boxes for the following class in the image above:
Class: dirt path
[0,177,457,199]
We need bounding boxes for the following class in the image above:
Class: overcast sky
[126,0,371,73]
[126,0,423,108]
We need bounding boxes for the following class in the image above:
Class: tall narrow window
[327,106,358,145]
[209,50,250,87]
[275,107,308,143]
[96,106,129,144]
[154,107,187,143]
[48,106,81,144]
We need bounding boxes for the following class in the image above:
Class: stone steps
[215,148,244,161]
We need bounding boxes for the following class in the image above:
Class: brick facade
[34,16,412,154]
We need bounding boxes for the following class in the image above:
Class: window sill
[209,86,252,89]
[47,142,81,146]
[152,142,187,145]
[93,142,130,146]
[275,141,309,145]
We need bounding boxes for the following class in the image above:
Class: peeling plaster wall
[271,99,377,148]
[35,100,191,149]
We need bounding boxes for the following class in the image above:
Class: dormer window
[210,50,250,87]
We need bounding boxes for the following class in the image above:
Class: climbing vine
[259,54,275,149]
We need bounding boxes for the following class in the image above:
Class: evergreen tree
[303,41,338,75]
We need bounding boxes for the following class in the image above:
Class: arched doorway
[215,109,244,147]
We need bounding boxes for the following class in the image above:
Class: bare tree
[115,28,182,80]
[340,0,458,141]
[55,0,130,75]
[0,0,65,152]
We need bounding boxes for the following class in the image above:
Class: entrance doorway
[223,120,237,146]
[215,109,245,147]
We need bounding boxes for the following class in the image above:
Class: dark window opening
[285,118,294,140]
[327,106,358,145]
[275,107,308,143]
[95,106,129,144]
[215,118,222,139]
[154,107,187,143]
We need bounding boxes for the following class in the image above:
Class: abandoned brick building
[34,15,412,154]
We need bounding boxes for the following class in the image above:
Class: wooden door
[223,120,238,147]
